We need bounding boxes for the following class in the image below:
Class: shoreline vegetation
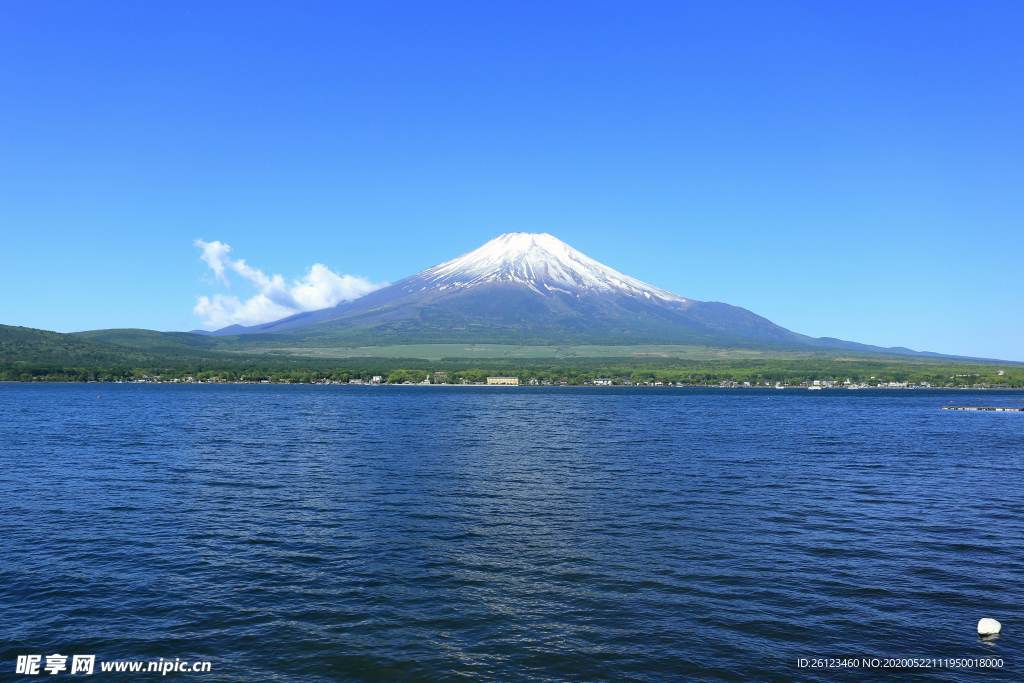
[4,366,1022,390]
[3,324,1022,388]
[9,379,1023,391]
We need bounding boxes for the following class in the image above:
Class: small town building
[486,376,520,385]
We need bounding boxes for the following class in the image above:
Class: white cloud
[195,239,233,285]
[192,239,385,329]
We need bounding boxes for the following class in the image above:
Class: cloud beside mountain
[192,239,385,329]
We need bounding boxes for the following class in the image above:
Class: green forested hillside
[1,324,1021,386]
[73,328,224,353]
[1,325,159,367]
[1,325,279,380]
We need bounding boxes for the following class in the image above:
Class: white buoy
[978,618,1002,636]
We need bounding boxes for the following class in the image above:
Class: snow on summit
[417,232,687,301]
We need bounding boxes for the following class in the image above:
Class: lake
[1,385,1021,680]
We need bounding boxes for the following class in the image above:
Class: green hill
[1,325,159,368]
[2,323,1021,386]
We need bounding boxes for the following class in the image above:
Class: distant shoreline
[3,380,1022,392]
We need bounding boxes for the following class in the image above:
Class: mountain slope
[0,325,158,367]
[215,233,817,347]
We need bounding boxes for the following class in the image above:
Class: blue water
[1,385,1021,681]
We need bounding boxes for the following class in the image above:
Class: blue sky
[1,2,1021,360]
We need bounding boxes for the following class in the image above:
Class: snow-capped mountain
[213,232,811,347]
[418,232,686,302]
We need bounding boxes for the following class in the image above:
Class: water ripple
[1,385,1021,681]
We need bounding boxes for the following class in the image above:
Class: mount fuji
[209,233,900,352]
